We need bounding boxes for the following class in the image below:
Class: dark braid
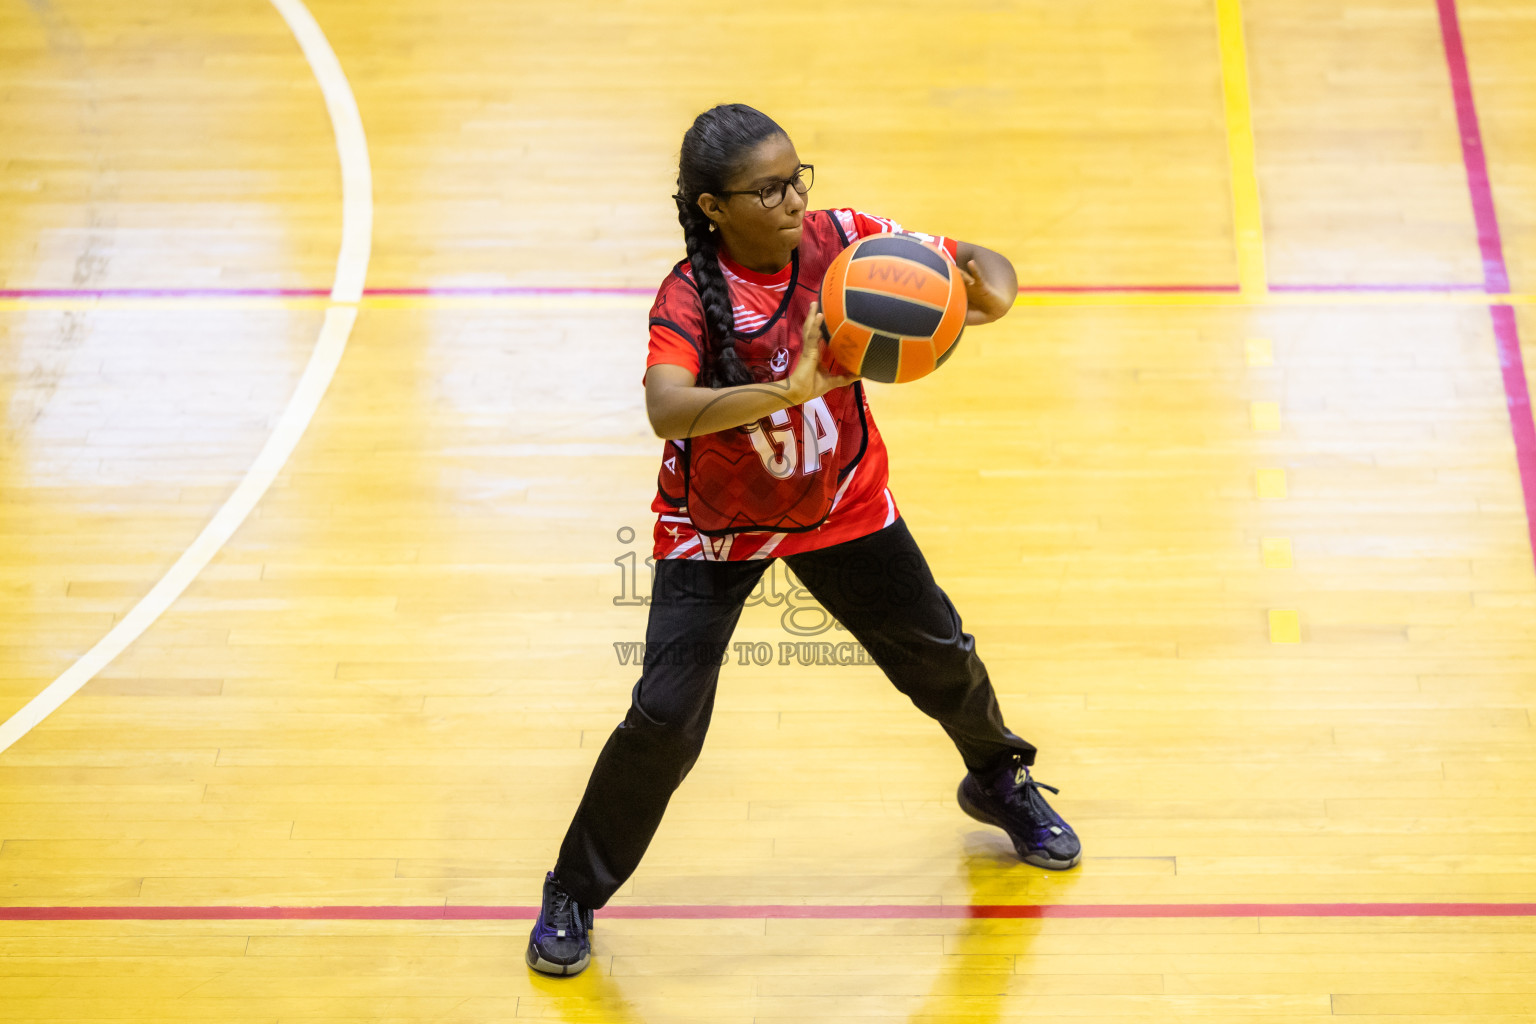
[673,103,786,389]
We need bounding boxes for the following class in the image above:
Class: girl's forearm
[653,380,798,439]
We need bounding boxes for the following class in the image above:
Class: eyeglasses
[711,164,814,209]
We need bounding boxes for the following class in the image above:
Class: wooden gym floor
[3,0,1536,1020]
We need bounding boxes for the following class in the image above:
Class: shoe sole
[957,780,1083,870]
[525,939,590,976]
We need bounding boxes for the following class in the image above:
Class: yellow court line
[1261,537,1294,569]
[1268,609,1301,644]
[5,292,1536,313]
[1215,0,1267,297]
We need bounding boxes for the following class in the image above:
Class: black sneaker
[957,756,1082,869]
[526,871,593,976]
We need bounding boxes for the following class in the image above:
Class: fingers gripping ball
[818,233,966,384]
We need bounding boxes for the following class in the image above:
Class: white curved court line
[0,0,373,756]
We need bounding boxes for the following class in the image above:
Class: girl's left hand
[958,258,1013,323]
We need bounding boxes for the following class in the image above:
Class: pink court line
[1436,0,1511,294]
[1,903,1535,922]
[1435,0,1536,571]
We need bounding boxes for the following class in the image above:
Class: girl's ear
[697,193,726,230]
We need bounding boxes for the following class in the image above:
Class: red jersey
[644,208,959,561]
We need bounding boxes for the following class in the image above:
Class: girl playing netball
[528,103,1081,976]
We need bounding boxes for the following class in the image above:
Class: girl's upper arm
[644,363,698,438]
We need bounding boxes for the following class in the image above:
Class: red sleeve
[644,270,707,385]
[828,208,960,262]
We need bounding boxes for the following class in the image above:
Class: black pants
[553,517,1035,909]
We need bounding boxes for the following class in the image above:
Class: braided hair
[673,104,786,389]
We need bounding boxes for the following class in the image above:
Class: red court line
[1434,0,1536,570]
[1269,282,1485,292]
[2,903,1535,922]
[1013,284,1238,293]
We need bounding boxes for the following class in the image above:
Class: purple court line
[1435,0,1536,570]
[3,283,1515,299]
[1,902,1535,922]
[0,287,330,298]
[0,286,654,299]
[4,284,1235,298]
[364,286,653,297]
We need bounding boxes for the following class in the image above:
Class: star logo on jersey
[769,347,789,375]
[665,524,681,540]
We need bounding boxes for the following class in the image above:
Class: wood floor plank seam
[0,0,373,757]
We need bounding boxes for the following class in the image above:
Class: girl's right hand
[785,302,859,405]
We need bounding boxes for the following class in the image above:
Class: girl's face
[699,134,808,260]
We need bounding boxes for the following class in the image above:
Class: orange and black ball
[819,233,966,384]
